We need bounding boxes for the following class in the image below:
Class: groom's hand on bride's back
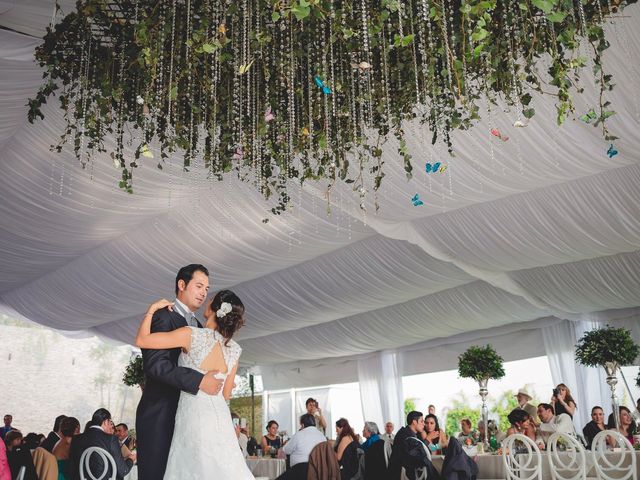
[199,370,223,395]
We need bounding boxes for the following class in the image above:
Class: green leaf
[202,43,215,53]
[291,1,311,20]
[532,0,554,14]
[546,11,567,22]
[170,86,178,100]
[272,11,281,22]
[523,108,535,119]
[401,34,415,47]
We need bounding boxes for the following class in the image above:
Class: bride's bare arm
[135,299,192,350]
[222,362,239,400]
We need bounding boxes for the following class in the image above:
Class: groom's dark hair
[175,264,209,295]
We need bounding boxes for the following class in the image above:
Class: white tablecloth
[245,458,286,479]
[124,465,137,480]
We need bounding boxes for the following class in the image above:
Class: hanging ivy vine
[28,0,633,213]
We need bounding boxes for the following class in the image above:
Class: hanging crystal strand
[416,0,431,104]
[166,0,177,132]
[329,0,338,122]
[185,0,195,168]
[359,0,373,122]
[441,0,453,91]
[154,0,166,134]
[288,17,296,166]
[232,16,242,151]
[505,0,524,175]
[381,21,391,123]
[406,0,420,106]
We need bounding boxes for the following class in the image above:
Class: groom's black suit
[135,307,204,480]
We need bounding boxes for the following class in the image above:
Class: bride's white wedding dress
[163,327,255,479]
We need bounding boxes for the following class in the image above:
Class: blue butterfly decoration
[425,162,441,173]
[607,144,618,158]
[411,193,424,206]
[314,76,332,95]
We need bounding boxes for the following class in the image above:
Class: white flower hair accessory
[216,302,233,318]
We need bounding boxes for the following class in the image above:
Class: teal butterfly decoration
[426,162,447,173]
[314,75,332,95]
[607,144,618,158]
[411,193,424,206]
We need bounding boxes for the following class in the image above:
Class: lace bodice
[179,327,241,377]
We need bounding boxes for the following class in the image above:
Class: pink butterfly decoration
[490,128,509,142]
[264,106,275,123]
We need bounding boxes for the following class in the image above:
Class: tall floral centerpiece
[458,345,505,450]
[122,354,145,390]
[575,326,639,430]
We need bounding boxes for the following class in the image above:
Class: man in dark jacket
[41,414,67,452]
[70,408,135,480]
[388,411,425,480]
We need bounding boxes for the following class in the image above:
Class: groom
[136,264,223,480]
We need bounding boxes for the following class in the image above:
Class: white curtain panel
[542,320,609,434]
[357,351,404,431]
[263,391,294,437]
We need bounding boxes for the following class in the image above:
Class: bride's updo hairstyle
[210,290,245,345]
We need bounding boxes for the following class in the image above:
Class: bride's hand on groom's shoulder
[146,298,174,316]
[199,370,223,395]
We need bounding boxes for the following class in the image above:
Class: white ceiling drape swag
[357,351,404,432]
[0,3,640,392]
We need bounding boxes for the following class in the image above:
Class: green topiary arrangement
[458,345,505,382]
[122,355,145,388]
[575,325,639,368]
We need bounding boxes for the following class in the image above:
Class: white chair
[547,432,587,480]
[79,446,117,480]
[502,433,543,480]
[591,430,637,480]
[16,466,26,480]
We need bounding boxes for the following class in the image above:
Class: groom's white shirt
[173,298,198,327]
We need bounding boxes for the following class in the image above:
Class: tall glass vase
[478,378,490,450]
[604,361,621,430]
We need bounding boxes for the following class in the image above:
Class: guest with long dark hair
[582,406,606,449]
[334,418,358,480]
[421,414,448,454]
[607,406,637,444]
[53,417,80,480]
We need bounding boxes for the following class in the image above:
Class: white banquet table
[245,457,286,479]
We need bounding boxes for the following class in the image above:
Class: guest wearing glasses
[582,406,606,449]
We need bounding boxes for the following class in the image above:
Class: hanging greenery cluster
[28,0,632,213]
[458,344,505,381]
[575,325,639,367]
[122,354,145,387]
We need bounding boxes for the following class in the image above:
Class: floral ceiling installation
[28,0,633,213]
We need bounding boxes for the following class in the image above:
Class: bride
[135,290,255,480]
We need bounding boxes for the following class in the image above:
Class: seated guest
[69,408,135,480]
[537,403,575,447]
[361,422,381,451]
[582,406,606,449]
[0,416,13,441]
[334,418,359,480]
[53,417,80,480]
[607,406,637,445]
[515,388,538,425]
[421,413,448,454]
[261,420,282,453]
[114,424,131,449]
[5,431,38,480]
[506,409,540,444]
[381,422,395,443]
[550,384,577,419]
[456,419,478,446]
[388,411,425,480]
[634,399,640,423]
[23,433,41,451]
[42,415,67,453]
[277,413,326,480]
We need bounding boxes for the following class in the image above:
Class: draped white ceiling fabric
[1,3,640,390]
